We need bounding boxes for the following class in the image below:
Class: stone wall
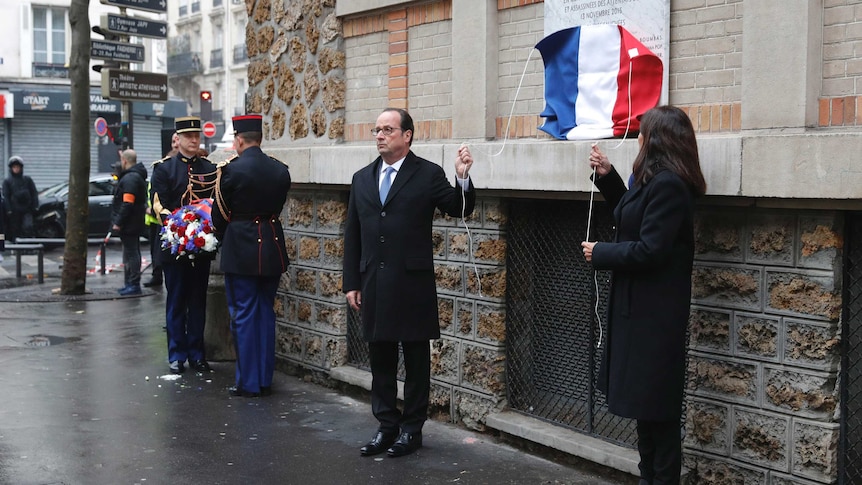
[278,188,509,429]
[685,208,843,484]
[245,0,345,143]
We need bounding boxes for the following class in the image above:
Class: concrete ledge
[329,365,404,400]
[485,410,640,477]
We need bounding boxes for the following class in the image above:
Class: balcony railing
[233,43,247,63]
[210,48,223,69]
[32,62,69,79]
[213,0,222,6]
[167,52,203,76]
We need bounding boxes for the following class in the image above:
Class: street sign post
[100,13,168,39]
[99,0,167,14]
[101,69,168,102]
[202,121,217,138]
[91,39,146,63]
[94,117,109,137]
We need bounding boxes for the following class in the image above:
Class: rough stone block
[482,199,508,229]
[456,299,474,337]
[684,398,730,454]
[432,229,446,257]
[473,233,507,265]
[466,267,506,300]
[476,303,506,345]
[429,382,453,422]
[431,337,460,384]
[783,319,840,370]
[316,197,347,232]
[324,336,348,369]
[735,313,780,361]
[692,264,762,311]
[762,366,837,418]
[304,333,325,367]
[435,263,464,294]
[276,325,303,360]
[299,236,321,263]
[766,270,840,321]
[688,355,758,404]
[293,268,317,295]
[731,408,789,472]
[438,297,455,335]
[689,307,732,354]
[798,215,843,271]
[768,471,826,485]
[315,301,347,335]
[321,236,343,268]
[461,344,505,396]
[694,211,745,262]
[747,213,796,267]
[454,388,502,431]
[319,270,342,300]
[791,420,839,483]
[683,450,767,484]
[287,195,314,229]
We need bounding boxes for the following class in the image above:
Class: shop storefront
[0,84,186,189]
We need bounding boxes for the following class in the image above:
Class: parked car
[34,174,119,238]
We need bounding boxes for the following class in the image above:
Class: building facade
[166,0,251,147]
[0,0,186,188]
[217,0,862,483]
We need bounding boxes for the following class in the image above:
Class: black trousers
[120,234,141,288]
[147,223,163,279]
[368,340,430,435]
[636,419,682,485]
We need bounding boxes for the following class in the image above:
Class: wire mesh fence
[842,212,862,484]
[505,198,637,447]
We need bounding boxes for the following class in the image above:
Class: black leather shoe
[228,387,260,398]
[143,278,162,288]
[387,431,422,457]
[189,360,211,372]
[360,431,397,456]
[169,361,185,374]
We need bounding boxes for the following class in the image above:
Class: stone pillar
[204,255,236,361]
[741,1,822,129]
[451,0,498,139]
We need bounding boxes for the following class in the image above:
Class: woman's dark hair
[383,107,414,146]
[632,106,707,196]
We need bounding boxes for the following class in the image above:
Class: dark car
[34,174,119,238]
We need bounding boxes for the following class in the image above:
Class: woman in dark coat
[581,106,707,485]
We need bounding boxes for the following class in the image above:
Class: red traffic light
[200,91,212,102]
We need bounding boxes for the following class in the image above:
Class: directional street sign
[91,39,146,63]
[99,0,167,14]
[101,13,167,39]
[101,69,168,102]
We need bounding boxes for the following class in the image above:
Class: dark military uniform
[213,115,291,396]
[150,117,217,373]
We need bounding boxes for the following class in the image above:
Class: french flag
[536,25,663,140]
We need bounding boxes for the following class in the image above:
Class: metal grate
[841,212,862,484]
[505,199,636,447]
[347,308,405,378]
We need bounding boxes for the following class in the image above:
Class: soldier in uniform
[151,117,218,375]
[213,114,291,397]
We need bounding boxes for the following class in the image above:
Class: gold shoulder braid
[213,155,237,222]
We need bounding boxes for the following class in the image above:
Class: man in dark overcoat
[343,108,476,458]
[151,116,217,375]
[212,114,291,398]
[111,149,148,295]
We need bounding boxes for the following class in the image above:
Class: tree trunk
[61,0,91,295]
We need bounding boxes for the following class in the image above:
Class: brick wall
[344,31,390,128]
[685,208,843,484]
[407,20,453,129]
[496,2,545,139]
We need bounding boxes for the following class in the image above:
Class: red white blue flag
[536,25,663,140]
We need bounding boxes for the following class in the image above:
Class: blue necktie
[379,166,394,204]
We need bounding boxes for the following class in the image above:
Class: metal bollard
[100,242,107,275]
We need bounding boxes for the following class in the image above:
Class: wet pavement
[0,244,630,485]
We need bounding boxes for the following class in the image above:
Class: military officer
[213,114,291,397]
[151,116,218,375]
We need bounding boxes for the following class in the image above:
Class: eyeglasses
[370,127,403,136]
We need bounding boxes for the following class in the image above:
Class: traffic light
[200,91,213,122]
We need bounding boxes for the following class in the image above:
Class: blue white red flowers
[160,199,219,259]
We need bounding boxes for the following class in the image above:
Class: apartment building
[0,0,188,187]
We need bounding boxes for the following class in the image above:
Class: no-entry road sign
[202,121,217,138]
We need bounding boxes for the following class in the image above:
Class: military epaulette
[151,155,170,167]
[217,154,239,168]
[270,156,288,168]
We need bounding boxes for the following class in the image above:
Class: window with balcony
[33,6,68,78]
[210,49,223,69]
[213,0,223,7]
[179,0,188,16]
[191,1,200,13]
[233,43,247,63]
